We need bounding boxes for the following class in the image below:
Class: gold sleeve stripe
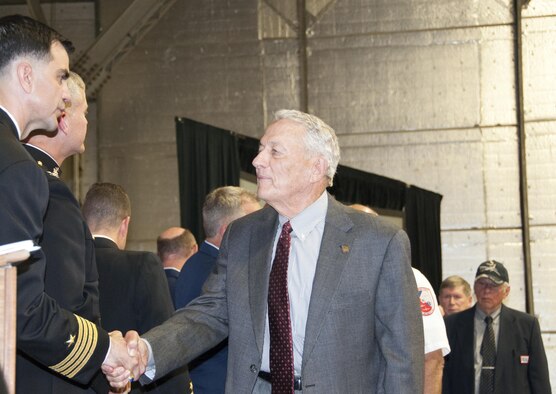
[50,314,84,374]
[49,315,99,378]
[64,317,98,378]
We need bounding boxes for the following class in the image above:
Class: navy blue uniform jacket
[16,145,108,393]
[0,109,109,387]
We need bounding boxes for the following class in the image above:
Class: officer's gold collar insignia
[46,167,60,178]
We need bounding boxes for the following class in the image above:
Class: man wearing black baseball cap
[474,260,510,317]
[442,260,551,394]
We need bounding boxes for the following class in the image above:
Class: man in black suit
[442,260,551,394]
[157,227,198,308]
[82,182,190,393]
[0,15,140,388]
[20,71,109,393]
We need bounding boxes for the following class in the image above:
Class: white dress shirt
[260,191,328,375]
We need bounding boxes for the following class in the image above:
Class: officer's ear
[17,61,34,94]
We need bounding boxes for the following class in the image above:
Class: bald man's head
[349,204,378,216]
[159,226,186,240]
[157,227,198,269]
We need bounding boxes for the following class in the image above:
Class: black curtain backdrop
[237,133,259,177]
[328,164,443,288]
[328,165,406,211]
[176,118,443,290]
[405,186,443,289]
[175,117,240,241]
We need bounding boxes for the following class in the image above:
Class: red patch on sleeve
[418,287,435,316]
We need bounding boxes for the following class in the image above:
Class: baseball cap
[475,260,509,285]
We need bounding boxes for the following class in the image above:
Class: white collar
[93,234,118,245]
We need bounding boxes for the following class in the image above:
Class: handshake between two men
[103,331,149,392]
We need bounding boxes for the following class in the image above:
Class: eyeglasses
[475,280,502,291]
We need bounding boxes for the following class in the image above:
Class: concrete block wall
[1,0,554,386]
[95,0,266,250]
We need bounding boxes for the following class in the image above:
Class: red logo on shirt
[418,287,435,316]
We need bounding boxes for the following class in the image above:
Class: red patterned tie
[268,221,294,394]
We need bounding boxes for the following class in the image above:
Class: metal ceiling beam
[73,0,177,97]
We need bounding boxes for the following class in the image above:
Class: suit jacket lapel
[249,207,279,354]
[460,306,476,390]
[302,196,353,369]
[495,304,514,390]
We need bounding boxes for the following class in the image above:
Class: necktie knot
[485,315,493,325]
[282,221,292,235]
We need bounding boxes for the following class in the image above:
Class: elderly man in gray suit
[104,109,424,393]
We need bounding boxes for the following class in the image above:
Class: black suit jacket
[94,237,190,393]
[0,109,109,386]
[442,304,551,394]
[16,145,108,393]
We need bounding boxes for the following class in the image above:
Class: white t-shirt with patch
[413,268,451,356]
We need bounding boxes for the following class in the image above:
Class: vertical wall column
[297,0,308,112]
[513,0,533,315]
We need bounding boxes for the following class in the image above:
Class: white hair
[65,71,85,110]
[274,109,340,186]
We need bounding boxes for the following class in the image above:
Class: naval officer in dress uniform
[0,15,142,391]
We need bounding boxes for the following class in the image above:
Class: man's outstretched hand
[101,331,147,389]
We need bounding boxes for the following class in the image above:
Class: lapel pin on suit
[341,244,350,254]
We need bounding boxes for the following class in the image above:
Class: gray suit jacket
[144,194,424,393]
